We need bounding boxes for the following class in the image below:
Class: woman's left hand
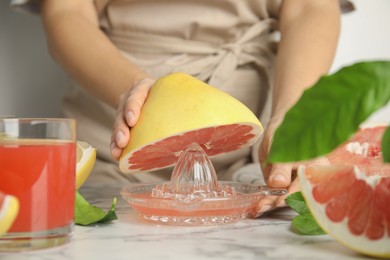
[251,116,330,218]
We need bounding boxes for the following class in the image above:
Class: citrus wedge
[0,192,19,236]
[76,141,96,189]
[119,72,263,173]
[299,165,390,258]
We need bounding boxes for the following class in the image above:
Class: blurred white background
[0,0,389,121]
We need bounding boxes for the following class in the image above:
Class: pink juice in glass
[0,139,76,232]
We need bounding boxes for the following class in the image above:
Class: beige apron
[62,0,281,186]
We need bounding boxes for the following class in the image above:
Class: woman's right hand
[111,78,156,160]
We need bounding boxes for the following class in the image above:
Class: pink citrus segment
[327,125,390,176]
[128,123,259,172]
[299,165,390,258]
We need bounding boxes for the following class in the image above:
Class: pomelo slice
[76,141,96,189]
[298,165,390,258]
[327,125,390,176]
[0,192,19,236]
[119,73,263,174]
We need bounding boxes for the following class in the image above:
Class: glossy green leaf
[75,191,118,226]
[285,192,310,215]
[286,192,325,235]
[268,61,390,163]
[97,197,118,224]
[291,213,326,235]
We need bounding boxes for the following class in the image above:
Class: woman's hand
[111,78,156,160]
[251,116,330,218]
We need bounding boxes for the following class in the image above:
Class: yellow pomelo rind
[0,195,19,236]
[119,72,263,173]
[298,166,390,259]
[76,141,96,189]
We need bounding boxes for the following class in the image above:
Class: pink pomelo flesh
[127,124,257,172]
[304,166,390,240]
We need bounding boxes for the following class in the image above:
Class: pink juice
[0,140,76,232]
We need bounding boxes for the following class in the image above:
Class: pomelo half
[326,125,390,176]
[119,73,263,174]
[298,165,390,258]
[0,192,19,236]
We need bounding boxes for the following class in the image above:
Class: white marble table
[0,184,373,260]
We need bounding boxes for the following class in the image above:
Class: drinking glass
[0,118,76,252]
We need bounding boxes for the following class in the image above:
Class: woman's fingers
[249,174,299,218]
[124,78,155,127]
[251,157,332,217]
[267,163,294,188]
[249,163,293,218]
[110,78,155,160]
[274,177,300,207]
[111,94,130,159]
[249,196,278,218]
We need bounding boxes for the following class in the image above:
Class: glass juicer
[121,142,287,225]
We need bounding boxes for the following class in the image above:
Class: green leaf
[383,127,390,163]
[291,213,326,235]
[268,61,390,163]
[97,197,118,224]
[75,191,118,226]
[286,192,326,235]
[285,192,310,215]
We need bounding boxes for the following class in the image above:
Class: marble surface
[0,184,374,260]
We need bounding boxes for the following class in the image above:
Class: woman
[11,0,353,216]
